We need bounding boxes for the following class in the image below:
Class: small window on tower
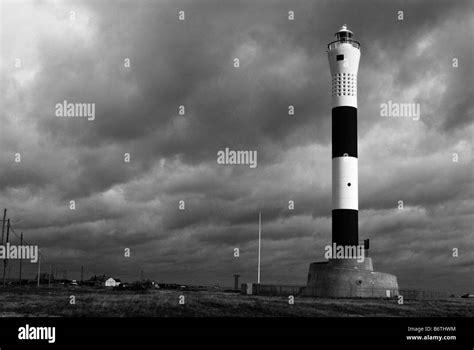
[337,54,344,61]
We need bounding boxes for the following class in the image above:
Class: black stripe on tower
[332,209,358,246]
[332,106,357,158]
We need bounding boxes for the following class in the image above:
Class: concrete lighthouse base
[302,258,399,298]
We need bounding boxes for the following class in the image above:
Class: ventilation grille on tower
[332,73,357,97]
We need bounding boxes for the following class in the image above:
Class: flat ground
[0,286,472,317]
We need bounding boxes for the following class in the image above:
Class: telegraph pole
[258,212,261,284]
[3,219,10,287]
[37,252,41,287]
[49,265,52,288]
[81,265,84,283]
[1,209,6,244]
[19,232,23,285]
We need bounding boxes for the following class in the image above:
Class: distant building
[84,274,107,287]
[84,275,122,287]
[104,277,121,287]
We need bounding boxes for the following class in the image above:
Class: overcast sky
[1,0,472,293]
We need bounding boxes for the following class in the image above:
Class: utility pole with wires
[37,252,41,287]
[19,232,23,285]
[1,209,6,245]
[7,220,47,288]
[2,219,10,287]
[258,212,261,285]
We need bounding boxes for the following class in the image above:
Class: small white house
[104,277,121,287]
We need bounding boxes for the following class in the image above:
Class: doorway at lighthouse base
[302,258,399,298]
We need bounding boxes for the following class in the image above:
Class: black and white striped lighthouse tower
[328,24,360,247]
[304,25,399,298]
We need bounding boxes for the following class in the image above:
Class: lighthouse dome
[335,24,354,40]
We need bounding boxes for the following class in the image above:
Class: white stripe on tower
[332,157,358,209]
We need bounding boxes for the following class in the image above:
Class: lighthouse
[304,25,399,298]
[329,24,360,247]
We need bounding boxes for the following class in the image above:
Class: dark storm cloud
[1,0,472,293]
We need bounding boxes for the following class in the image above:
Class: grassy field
[0,286,472,317]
